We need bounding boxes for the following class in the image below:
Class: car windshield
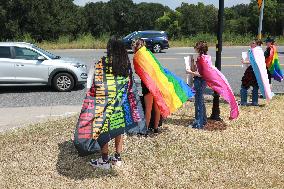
[124,32,136,39]
[32,45,60,59]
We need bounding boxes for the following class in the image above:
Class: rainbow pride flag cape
[74,57,146,156]
[198,55,239,120]
[249,47,272,100]
[133,46,195,118]
[265,45,283,82]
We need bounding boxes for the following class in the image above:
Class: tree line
[0,0,283,42]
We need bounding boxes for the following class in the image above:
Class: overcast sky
[73,0,251,9]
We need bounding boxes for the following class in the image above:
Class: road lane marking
[159,58,180,60]
[160,56,237,60]
[35,112,77,118]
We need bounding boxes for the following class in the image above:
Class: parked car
[0,42,87,92]
[122,30,169,53]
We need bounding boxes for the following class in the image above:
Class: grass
[1,95,284,189]
[19,33,284,50]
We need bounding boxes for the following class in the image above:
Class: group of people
[73,36,281,170]
[240,37,282,106]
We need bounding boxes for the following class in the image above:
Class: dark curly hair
[106,36,130,77]
[194,41,208,55]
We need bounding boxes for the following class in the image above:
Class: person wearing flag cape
[240,39,272,106]
[132,38,195,132]
[73,37,146,170]
[264,37,283,90]
[187,41,239,129]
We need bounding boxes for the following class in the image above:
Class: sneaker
[110,156,122,167]
[271,92,275,97]
[238,101,248,106]
[251,103,259,106]
[153,128,159,134]
[89,158,111,170]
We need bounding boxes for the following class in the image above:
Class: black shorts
[141,81,150,95]
[267,68,272,84]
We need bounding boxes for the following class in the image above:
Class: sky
[73,0,251,9]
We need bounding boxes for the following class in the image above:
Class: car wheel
[153,44,162,53]
[52,73,75,92]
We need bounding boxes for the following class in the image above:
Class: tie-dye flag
[74,57,146,156]
[133,46,195,118]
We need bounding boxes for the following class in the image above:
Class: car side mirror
[37,56,46,61]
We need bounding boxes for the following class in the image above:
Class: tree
[176,2,218,36]
[155,11,181,38]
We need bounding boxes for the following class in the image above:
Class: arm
[186,69,201,77]
[241,59,250,64]
[86,66,95,89]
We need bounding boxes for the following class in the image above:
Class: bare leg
[153,101,160,129]
[144,93,154,129]
[101,143,109,161]
[115,135,123,154]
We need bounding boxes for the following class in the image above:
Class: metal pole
[210,0,224,121]
[258,0,265,39]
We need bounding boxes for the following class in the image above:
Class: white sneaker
[271,92,275,97]
[89,158,111,170]
[111,156,122,167]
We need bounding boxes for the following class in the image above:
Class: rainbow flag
[133,46,195,118]
[265,45,283,82]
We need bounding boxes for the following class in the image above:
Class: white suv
[0,42,87,91]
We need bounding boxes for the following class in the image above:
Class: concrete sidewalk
[0,105,81,132]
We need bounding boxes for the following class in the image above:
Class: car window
[14,47,40,60]
[141,33,163,38]
[0,47,12,58]
[32,45,59,59]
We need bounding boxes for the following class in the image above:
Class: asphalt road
[0,46,283,108]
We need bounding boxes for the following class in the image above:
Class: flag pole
[258,0,265,39]
[210,0,224,121]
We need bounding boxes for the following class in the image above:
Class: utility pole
[258,0,265,39]
[210,0,224,121]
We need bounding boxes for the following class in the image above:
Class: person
[186,41,207,129]
[240,40,260,106]
[74,37,146,170]
[132,39,161,134]
[187,41,239,126]
[264,37,283,90]
[264,37,274,90]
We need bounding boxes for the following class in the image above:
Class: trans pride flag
[197,55,239,120]
[265,45,284,82]
[74,57,146,156]
[133,46,195,118]
[249,47,272,100]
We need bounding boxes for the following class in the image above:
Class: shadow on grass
[164,115,195,127]
[56,141,118,180]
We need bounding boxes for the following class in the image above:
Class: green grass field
[1,95,284,189]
